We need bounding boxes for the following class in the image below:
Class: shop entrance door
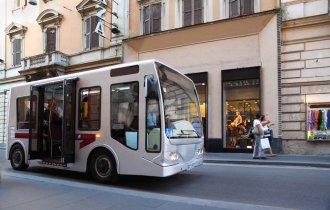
[222,68,260,151]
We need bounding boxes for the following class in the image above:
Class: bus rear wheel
[90,150,119,183]
[10,144,29,171]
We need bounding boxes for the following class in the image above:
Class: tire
[90,149,119,184]
[10,144,29,171]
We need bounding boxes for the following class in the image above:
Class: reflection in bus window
[17,96,30,129]
[111,82,139,150]
[78,87,101,130]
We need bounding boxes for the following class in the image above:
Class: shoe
[253,157,260,159]
[260,157,267,160]
[270,154,277,157]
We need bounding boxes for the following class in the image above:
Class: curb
[204,159,330,169]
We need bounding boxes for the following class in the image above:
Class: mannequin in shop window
[232,111,243,147]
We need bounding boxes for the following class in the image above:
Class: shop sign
[223,79,260,88]
[94,0,108,38]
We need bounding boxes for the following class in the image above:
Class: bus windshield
[156,63,202,139]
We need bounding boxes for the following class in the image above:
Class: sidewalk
[204,152,330,168]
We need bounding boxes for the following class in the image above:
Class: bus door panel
[29,86,45,159]
[62,79,77,163]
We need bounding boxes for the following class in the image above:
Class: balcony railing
[22,51,69,70]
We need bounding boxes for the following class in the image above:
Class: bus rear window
[17,96,30,130]
[78,87,101,130]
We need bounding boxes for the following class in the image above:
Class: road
[1,150,330,210]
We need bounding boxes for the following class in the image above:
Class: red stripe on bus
[76,134,96,149]
[76,134,96,141]
[79,139,95,149]
[15,133,29,139]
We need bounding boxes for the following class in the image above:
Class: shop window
[78,86,101,130]
[111,82,139,150]
[307,104,330,141]
[222,68,260,150]
[143,3,161,35]
[183,0,204,27]
[17,96,30,130]
[229,0,254,18]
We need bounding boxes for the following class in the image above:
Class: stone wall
[281,14,330,154]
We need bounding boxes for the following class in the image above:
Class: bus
[6,60,204,183]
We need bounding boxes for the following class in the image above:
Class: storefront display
[307,104,330,141]
[222,67,260,151]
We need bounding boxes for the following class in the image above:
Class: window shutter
[151,3,161,33]
[15,39,21,66]
[229,0,240,18]
[194,0,203,25]
[143,6,150,35]
[46,28,56,52]
[241,0,254,15]
[91,16,99,49]
[183,0,192,27]
[85,17,91,50]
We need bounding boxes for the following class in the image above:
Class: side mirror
[144,75,159,99]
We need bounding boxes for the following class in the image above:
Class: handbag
[252,127,260,135]
[260,138,270,149]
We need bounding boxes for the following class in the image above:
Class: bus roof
[10,59,170,89]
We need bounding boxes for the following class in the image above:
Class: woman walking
[252,114,267,160]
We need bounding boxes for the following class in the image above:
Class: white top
[253,119,261,127]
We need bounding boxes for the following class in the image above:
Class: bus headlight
[166,152,180,161]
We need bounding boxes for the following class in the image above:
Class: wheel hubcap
[13,150,23,167]
[95,155,111,178]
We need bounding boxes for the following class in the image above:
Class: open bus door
[61,79,77,163]
[28,79,77,163]
[29,86,44,159]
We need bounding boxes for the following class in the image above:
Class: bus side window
[146,99,161,152]
[111,82,139,150]
[17,96,30,129]
[78,87,101,130]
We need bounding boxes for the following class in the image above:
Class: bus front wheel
[90,149,119,183]
[10,144,29,171]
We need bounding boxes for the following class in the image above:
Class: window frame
[78,86,102,131]
[83,16,101,51]
[142,2,162,35]
[182,0,204,27]
[11,38,22,67]
[227,0,257,18]
[16,96,30,130]
[110,81,139,151]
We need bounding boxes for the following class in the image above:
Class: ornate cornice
[36,9,63,28]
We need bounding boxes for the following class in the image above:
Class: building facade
[280,0,330,154]
[123,0,282,153]
[1,0,329,155]
[0,0,128,144]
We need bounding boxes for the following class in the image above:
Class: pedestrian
[260,113,277,157]
[252,113,267,160]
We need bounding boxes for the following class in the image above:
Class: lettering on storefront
[223,79,260,88]
[94,0,108,38]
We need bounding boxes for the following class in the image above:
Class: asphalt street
[1,149,330,210]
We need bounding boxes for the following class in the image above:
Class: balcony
[20,51,69,81]
[22,51,69,70]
